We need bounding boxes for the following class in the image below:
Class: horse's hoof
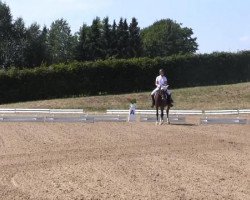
[155,121,159,125]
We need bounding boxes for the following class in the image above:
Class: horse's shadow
[168,123,198,126]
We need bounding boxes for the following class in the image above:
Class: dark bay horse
[154,88,172,125]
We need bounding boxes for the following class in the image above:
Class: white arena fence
[0,108,249,124]
[107,109,250,115]
[107,109,203,115]
[0,109,84,115]
[0,108,249,116]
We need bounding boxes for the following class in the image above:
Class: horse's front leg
[156,107,159,125]
[160,107,164,125]
[166,106,170,124]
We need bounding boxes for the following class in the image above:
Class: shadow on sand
[168,123,198,126]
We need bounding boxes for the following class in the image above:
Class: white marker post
[128,103,136,122]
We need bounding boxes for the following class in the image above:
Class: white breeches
[151,88,159,95]
[151,87,171,95]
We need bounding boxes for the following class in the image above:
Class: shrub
[0,51,249,103]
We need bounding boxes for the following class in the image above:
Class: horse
[154,86,172,125]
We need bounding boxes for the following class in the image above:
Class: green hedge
[0,51,249,103]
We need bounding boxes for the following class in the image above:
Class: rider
[151,69,173,108]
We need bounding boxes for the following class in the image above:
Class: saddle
[155,90,167,101]
[158,85,169,100]
[157,85,173,105]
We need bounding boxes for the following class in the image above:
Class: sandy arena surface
[0,121,249,200]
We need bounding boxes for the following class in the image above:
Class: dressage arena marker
[200,118,247,125]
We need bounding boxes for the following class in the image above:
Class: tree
[0,1,13,68]
[1,2,199,68]
[0,1,12,44]
[75,24,90,61]
[48,19,75,64]
[0,2,50,68]
[129,17,142,57]
[11,17,27,67]
[87,17,102,60]
[24,24,51,67]
[40,26,52,65]
[110,20,118,58]
[101,17,112,59]
[141,19,198,57]
[0,11,27,68]
[117,18,130,58]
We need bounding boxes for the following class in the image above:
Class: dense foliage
[0,52,249,103]
[141,19,198,57]
[0,1,198,69]
[1,1,248,104]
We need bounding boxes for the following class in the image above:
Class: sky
[3,0,250,53]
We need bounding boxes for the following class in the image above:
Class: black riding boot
[151,95,155,108]
[167,94,174,107]
[169,94,174,103]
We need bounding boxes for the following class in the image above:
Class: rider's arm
[155,76,160,87]
[155,80,159,87]
[164,77,168,85]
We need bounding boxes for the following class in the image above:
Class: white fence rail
[0,108,249,116]
[107,109,203,115]
[107,109,250,116]
[15,109,50,114]
[49,109,84,114]
[0,108,84,115]
[239,109,250,114]
[204,110,239,115]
